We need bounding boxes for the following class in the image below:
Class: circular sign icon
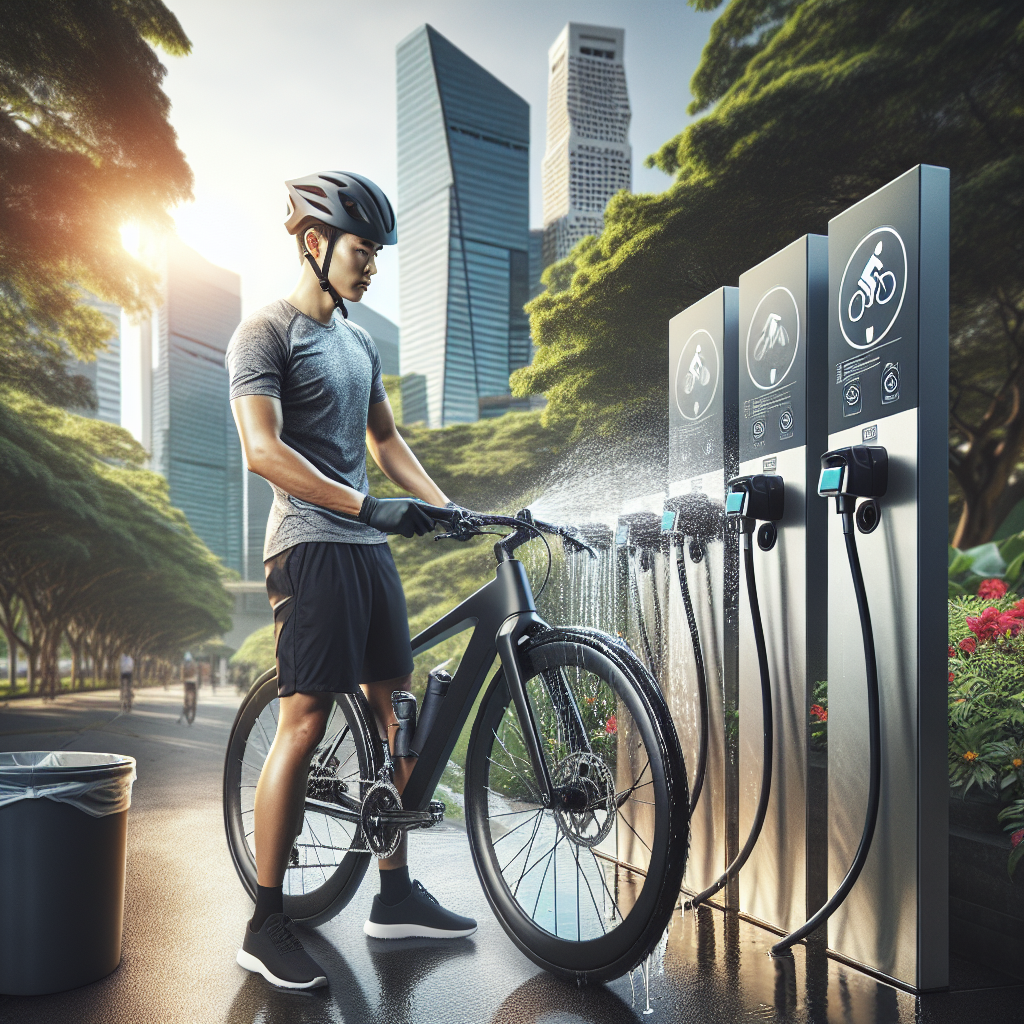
[844,382,861,407]
[752,420,765,441]
[746,286,800,391]
[838,226,907,349]
[674,329,720,422]
[779,410,793,432]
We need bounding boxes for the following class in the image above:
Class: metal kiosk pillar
[825,165,949,989]
[736,235,829,933]
[667,287,739,902]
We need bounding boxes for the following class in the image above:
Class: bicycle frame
[400,557,554,812]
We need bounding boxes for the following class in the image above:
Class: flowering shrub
[950,592,1024,878]
[997,800,1024,879]
[809,681,828,751]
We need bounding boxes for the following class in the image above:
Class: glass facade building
[70,292,121,425]
[397,24,530,426]
[147,237,245,575]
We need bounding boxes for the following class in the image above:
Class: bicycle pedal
[429,799,445,824]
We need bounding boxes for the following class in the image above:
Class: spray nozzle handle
[818,446,888,502]
[726,475,785,523]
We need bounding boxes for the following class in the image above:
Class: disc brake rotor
[360,778,402,859]
[552,751,616,848]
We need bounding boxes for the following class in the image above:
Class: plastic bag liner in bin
[0,751,137,995]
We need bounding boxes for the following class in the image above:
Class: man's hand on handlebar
[358,496,435,538]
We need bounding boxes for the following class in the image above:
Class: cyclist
[182,651,198,725]
[225,171,476,991]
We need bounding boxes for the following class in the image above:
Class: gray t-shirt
[226,299,388,559]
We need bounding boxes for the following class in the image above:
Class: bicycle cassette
[360,778,402,859]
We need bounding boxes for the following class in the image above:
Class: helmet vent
[295,185,328,198]
[343,199,368,223]
[305,198,332,216]
[319,176,347,188]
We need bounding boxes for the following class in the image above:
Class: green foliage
[515,0,1023,541]
[947,532,1024,596]
[997,799,1024,878]
[0,0,193,406]
[0,387,232,692]
[947,720,1001,796]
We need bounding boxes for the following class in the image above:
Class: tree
[514,0,1023,545]
[0,391,231,696]
[0,0,192,406]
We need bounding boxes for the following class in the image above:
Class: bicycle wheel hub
[552,751,615,847]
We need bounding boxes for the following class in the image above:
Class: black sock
[379,864,412,906]
[250,884,283,932]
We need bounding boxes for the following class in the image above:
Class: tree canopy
[514,0,1023,544]
[0,389,232,694]
[0,0,192,406]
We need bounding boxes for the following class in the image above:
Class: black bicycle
[223,505,689,984]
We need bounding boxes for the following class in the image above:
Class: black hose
[675,540,710,814]
[771,514,881,956]
[628,549,658,677]
[685,531,773,911]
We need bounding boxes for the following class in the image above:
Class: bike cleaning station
[662,165,950,990]
[219,164,950,997]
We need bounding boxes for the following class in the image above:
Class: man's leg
[360,675,477,939]
[252,690,333,897]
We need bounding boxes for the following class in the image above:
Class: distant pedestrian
[181,651,198,725]
[119,653,134,713]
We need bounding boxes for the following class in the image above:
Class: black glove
[358,495,435,538]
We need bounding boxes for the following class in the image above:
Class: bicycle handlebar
[417,504,597,558]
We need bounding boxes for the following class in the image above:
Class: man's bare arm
[366,399,449,507]
[231,394,366,515]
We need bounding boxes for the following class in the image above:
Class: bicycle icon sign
[839,226,907,349]
[674,328,720,421]
[745,285,800,391]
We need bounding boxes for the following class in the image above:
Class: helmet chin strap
[302,233,348,318]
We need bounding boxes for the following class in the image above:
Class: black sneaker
[236,913,328,989]
[364,879,477,939]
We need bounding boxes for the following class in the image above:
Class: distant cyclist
[181,651,198,726]
[225,170,475,991]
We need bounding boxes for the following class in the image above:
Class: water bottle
[411,667,452,757]
[390,690,417,759]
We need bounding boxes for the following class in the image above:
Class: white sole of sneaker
[236,948,328,989]
[363,920,478,939]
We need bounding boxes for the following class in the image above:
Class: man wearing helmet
[226,172,475,991]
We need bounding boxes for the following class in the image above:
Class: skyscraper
[541,24,631,267]
[345,303,400,376]
[139,236,245,575]
[397,24,530,427]
[70,292,121,425]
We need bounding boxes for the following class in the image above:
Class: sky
[158,0,718,326]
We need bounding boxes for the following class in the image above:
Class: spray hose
[674,540,710,814]
[771,510,881,956]
[685,529,773,911]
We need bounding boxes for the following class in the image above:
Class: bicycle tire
[222,668,383,926]
[465,628,689,984]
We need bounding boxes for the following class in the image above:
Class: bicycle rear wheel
[222,669,383,925]
[465,628,689,983]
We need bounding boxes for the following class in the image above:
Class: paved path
[0,687,1019,1023]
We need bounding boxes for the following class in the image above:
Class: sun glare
[120,223,140,257]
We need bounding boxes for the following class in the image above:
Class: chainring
[360,778,402,859]
[552,751,616,848]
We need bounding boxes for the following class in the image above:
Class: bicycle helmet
[285,171,397,319]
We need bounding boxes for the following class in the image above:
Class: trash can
[0,751,137,995]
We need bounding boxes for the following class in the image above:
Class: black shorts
[264,541,414,697]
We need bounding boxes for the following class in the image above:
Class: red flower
[605,715,617,734]
[978,578,1008,600]
[810,704,828,723]
[967,606,1005,641]
[948,645,957,658]
[948,671,955,683]
[958,636,977,655]
[1011,828,1024,850]
[999,613,1024,637]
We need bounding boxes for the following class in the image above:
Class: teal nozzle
[818,466,845,496]
[725,491,746,516]
[661,510,677,532]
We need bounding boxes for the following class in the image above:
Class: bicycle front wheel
[222,669,383,925]
[465,628,689,983]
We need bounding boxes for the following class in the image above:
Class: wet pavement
[0,687,1020,1024]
